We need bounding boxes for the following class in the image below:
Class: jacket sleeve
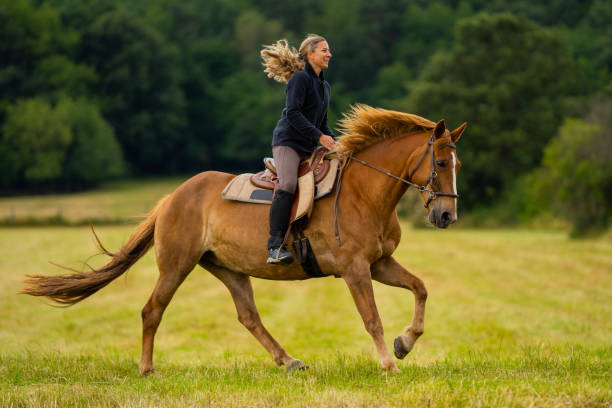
[285,73,323,144]
[320,110,335,139]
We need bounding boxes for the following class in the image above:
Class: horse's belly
[202,251,311,280]
[204,199,339,280]
[204,201,310,279]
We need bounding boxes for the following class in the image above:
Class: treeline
[1,0,611,233]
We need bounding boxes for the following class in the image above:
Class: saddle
[250,147,331,224]
[250,147,331,191]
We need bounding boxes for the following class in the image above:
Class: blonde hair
[261,34,327,83]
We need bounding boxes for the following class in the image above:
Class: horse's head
[410,120,466,228]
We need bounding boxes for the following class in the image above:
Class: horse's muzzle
[429,209,456,229]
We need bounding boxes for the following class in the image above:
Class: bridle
[333,131,458,246]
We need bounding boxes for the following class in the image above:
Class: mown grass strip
[1,350,610,407]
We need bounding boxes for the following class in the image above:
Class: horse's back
[152,171,231,257]
[176,170,235,196]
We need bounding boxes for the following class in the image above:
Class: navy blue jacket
[272,62,335,153]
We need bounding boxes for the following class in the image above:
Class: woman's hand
[319,134,338,150]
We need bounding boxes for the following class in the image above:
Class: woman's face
[308,41,332,71]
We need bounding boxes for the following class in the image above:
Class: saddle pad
[222,158,339,205]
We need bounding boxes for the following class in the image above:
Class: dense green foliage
[0,0,610,228]
[531,99,612,236]
[397,13,580,207]
[0,97,125,190]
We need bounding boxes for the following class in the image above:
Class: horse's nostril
[441,211,451,224]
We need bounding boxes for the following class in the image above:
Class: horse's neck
[347,131,429,218]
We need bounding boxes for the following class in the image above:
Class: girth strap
[292,219,326,277]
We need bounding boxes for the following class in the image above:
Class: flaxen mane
[336,104,435,154]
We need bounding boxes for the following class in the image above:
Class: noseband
[333,132,458,246]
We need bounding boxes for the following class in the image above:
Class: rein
[333,132,458,246]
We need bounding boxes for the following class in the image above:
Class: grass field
[0,177,184,224]
[0,223,610,407]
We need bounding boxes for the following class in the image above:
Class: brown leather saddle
[250,147,331,191]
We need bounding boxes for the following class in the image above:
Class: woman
[261,34,337,265]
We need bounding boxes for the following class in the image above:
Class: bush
[534,98,612,236]
[0,98,72,187]
[57,98,126,187]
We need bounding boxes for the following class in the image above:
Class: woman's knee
[278,178,298,194]
[273,146,301,194]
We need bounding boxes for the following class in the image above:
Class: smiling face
[307,41,332,72]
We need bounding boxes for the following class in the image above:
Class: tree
[0,0,95,104]
[368,61,412,106]
[392,2,459,73]
[0,98,71,186]
[233,10,285,71]
[213,71,285,167]
[562,0,612,92]
[0,97,125,190]
[398,13,581,208]
[56,98,125,187]
[80,10,187,173]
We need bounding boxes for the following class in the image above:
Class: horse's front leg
[343,260,398,372]
[371,256,427,360]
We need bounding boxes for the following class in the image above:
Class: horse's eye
[436,160,447,168]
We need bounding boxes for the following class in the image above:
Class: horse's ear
[450,122,467,143]
[434,119,446,139]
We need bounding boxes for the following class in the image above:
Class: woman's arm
[320,110,335,139]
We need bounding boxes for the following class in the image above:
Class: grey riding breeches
[272,146,310,194]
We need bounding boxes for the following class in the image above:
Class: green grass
[1,226,610,406]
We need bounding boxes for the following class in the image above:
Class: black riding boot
[267,189,295,265]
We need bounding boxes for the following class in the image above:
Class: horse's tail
[20,195,171,306]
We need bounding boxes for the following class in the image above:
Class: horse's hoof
[140,367,156,376]
[381,357,399,373]
[285,359,309,372]
[393,335,414,360]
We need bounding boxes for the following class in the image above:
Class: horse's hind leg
[202,263,307,372]
[140,253,199,376]
[371,256,427,360]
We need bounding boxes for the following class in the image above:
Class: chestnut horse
[21,105,466,375]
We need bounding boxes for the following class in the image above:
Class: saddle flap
[290,171,315,223]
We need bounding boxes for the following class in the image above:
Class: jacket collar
[305,61,325,81]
